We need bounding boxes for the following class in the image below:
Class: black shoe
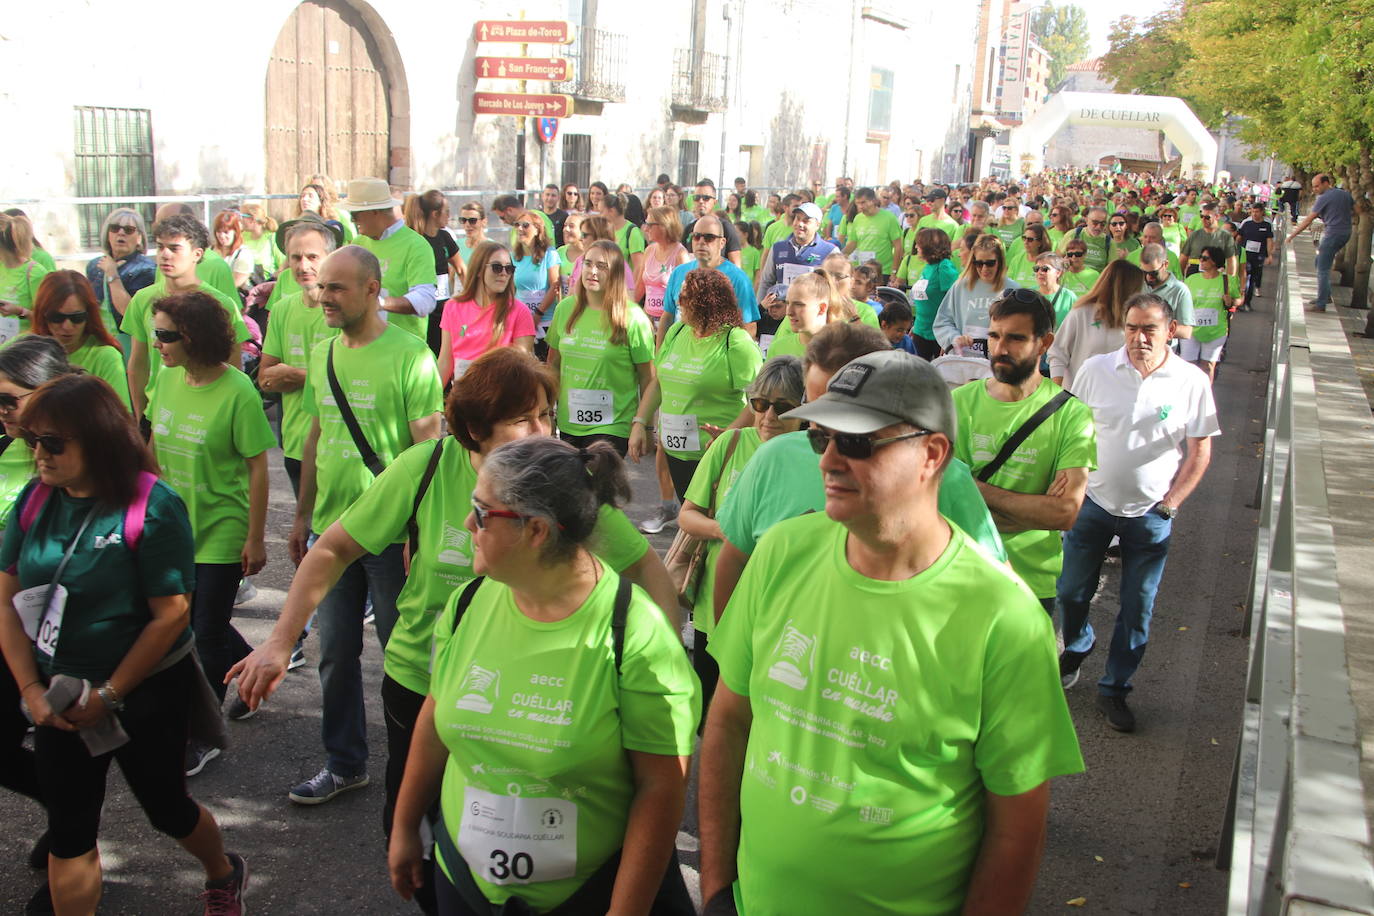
[24,881,53,915]
[1096,693,1136,732]
[28,831,50,869]
[1059,651,1087,690]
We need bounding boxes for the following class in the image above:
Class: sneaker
[363,609,376,626]
[1059,652,1083,690]
[233,579,258,607]
[288,767,369,805]
[638,503,679,535]
[200,851,248,916]
[185,743,221,777]
[226,694,257,721]
[1096,693,1136,732]
[287,642,307,671]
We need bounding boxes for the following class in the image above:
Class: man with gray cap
[341,177,437,342]
[699,348,1083,916]
[754,201,837,302]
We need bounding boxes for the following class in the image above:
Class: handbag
[663,429,742,611]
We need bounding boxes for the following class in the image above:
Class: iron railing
[671,48,728,113]
[552,27,628,103]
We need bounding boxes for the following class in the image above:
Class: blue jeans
[316,541,405,777]
[1314,231,1351,308]
[1057,496,1172,697]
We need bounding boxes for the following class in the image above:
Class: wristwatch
[96,682,125,712]
[1153,502,1178,520]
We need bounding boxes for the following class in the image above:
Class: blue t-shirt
[662,261,761,324]
[1312,187,1354,236]
[514,247,559,295]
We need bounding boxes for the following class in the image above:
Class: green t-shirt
[1184,272,1232,344]
[847,210,903,273]
[613,222,646,261]
[990,219,1024,247]
[354,225,436,340]
[431,572,699,909]
[0,437,35,534]
[302,325,443,534]
[261,291,339,459]
[340,439,651,694]
[1126,247,1182,277]
[241,232,280,276]
[1058,231,1110,272]
[1180,228,1238,267]
[0,259,49,340]
[853,299,880,328]
[1107,237,1142,262]
[716,430,1006,562]
[31,248,56,272]
[0,480,195,681]
[67,338,131,409]
[1160,223,1186,254]
[762,218,793,252]
[120,282,252,397]
[951,379,1097,598]
[148,250,240,305]
[1059,267,1100,297]
[710,513,1083,916]
[765,328,807,359]
[1177,205,1201,230]
[264,266,300,311]
[545,297,655,437]
[683,427,764,635]
[149,366,277,564]
[654,324,762,460]
[740,245,762,282]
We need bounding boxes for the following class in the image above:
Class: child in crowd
[879,300,918,354]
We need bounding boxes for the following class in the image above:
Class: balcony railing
[671,48,729,113]
[552,27,627,103]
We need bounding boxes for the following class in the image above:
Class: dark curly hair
[151,213,210,252]
[679,268,742,338]
[153,290,234,366]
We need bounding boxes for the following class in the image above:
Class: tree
[1100,2,1224,127]
[1030,3,1091,91]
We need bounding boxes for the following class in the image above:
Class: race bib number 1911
[457,786,577,886]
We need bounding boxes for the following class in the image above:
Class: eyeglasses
[749,396,800,416]
[1033,265,1055,273]
[459,216,481,225]
[807,426,933,459]
[1064,251,1086,258]
[0,390,34,412]
[46,311,88,326]
[469,496,527,530]
[488,263,516,275]
[1022,235,1038,242]
[20,429,74,455]
[644,222,661,229]
[109,225,139,235]
[692,233,723,243]
[973,259,998,268]
[153,328,184,344]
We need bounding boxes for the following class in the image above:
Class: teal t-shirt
[149,367,277,564]
[0,480,195,680]
[654,324,762,460]
[545,297,655,438]
[951,379,1098,598]
[710,512,1083,915]
[260,291,339,460]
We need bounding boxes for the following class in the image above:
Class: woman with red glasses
[30,271,131,409]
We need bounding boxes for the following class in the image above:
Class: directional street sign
[473,92,572,118]
[475,57,570,81]
[474,20,572,44]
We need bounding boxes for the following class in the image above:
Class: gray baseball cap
[783,350,957,438]
[792,202,823,221]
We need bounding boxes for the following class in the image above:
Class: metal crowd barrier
[1218,236,1374,914]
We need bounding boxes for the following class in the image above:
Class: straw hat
[339,177,401,212]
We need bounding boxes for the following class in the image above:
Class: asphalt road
[0,297,1268,914]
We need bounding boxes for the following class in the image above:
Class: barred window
[677,140,700,188]
[561,134,592,191]
[74,107,155,248]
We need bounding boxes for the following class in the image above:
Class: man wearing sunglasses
[681,179,744,266]
[700,347,1082,916]
[1178,203,1239,288]
[656,214,759,348]
[1135,242,1194,340]
[1057,205,1111,272]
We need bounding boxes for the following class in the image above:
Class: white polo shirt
[1073,347,1220,517]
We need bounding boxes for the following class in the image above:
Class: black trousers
[191,562,251,704]
[664,455,700,503]
[0,664,41,802]
[382,674,439,916]
[558,431,630,458]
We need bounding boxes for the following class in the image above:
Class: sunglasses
[153,328,184,344]
[516,221,535,230]
[1064,251,1086,258]
[1142,269,1164,281]
[459,216,481,225]
[1033,265,1055,273]
[20,429,74,455]
[973,259,998,268]
[1022,235,1039,242]
[695,194,716,202]
[109,225,139,235]
[488,263,516,275]
[47,311,88,326]
[692,233,723,243]
[749,396,800,416]
[0,390,34,412]
[1110,221,1126,227]
[807,426,933,459]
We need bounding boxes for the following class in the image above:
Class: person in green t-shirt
[258,218,342,497]
[1056,206,1111,272]
[1059,238,1101,297]
[546,241,654,453]
[0,337,73,537]
[952,290,1097,605]
[1181,246,1233,383]
[0,211,50,345]
[341,177,438,341]
[120,214,251,424]
[147,291,275,768]
[29,269,131,409]
[842,188,904,280]
[698,348,1083,916]
[387,436,699,914]
[602,193,646,282]
[679,355,803,715]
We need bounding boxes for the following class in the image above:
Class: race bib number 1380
[457,786,577,886]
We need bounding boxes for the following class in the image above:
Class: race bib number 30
[659,412,701,453]
[568,388,613,426]
[457,786,577,886]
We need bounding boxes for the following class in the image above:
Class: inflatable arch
[1010,92,1218,182]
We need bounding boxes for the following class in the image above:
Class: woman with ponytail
[438,241,535,387]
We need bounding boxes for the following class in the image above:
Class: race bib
[852,249,875,264]
[759,333,775,357]
[519,290,548,321]
[453,358,473,380]
[457,786,577,886]
[436,274,451,299]
[645,292,665,316]
[780,263,810,292]
[568,388,613,426]
[1245,240,1262,253]
[659,412,701,453]
[15,584,68,657]
[0,316,20,347]
[1194,308,1219,327]
[911,278,930,301]
[961,325,990,358]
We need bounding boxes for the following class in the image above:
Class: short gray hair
[1139,243,1167,267]
[1035,251,1066,273]
[969,200,990,217]
[747,355,804,402]
[285,221,338,254]
[100,207,147,257]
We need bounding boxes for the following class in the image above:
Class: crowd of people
[0,163,1341,915]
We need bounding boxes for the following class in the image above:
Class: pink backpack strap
[123,472,157,550]
[18,482,52,533]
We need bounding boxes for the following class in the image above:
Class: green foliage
[1100,1,1223,126]
[1029,2,1091,91]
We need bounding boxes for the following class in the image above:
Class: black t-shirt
[543,208,568,244]
[1237,219,1274,261]
[682,216,742,256]
[425,229,461,276]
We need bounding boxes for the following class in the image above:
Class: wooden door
[265,1,390,218]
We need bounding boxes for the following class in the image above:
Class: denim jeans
[1314,231,1351,308]
[1057,496,1172,697]
[317,542,405,777]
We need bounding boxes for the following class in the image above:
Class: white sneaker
[638,504,679,535]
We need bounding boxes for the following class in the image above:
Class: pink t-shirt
[439,297,536,377]
[641,242,686,319]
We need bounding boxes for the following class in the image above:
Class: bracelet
[19,679,40,693]
[631,417,647,426]
[98,681,125,711]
